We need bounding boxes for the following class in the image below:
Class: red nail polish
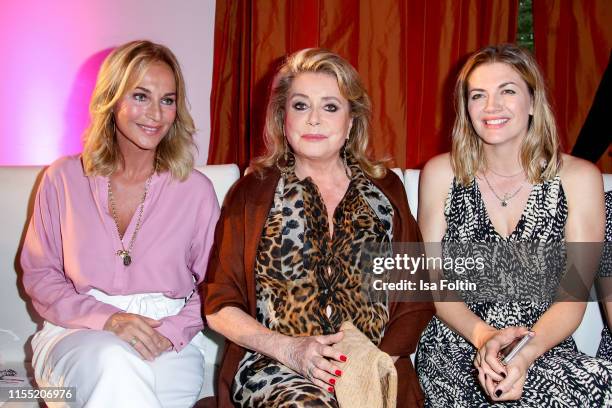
[328,386,334,393]
[329,378,336,385]
[335,370,342,376]
[340,355,347,362]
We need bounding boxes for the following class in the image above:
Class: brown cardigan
[201,167,434,408]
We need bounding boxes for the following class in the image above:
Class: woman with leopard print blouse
[202,48,434,407]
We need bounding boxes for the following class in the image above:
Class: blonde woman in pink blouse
[21,41,219,407]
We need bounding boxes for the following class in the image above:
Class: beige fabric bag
[332,321,397,408]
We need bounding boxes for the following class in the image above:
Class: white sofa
[0,165,609,405]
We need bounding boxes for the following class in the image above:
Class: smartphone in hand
[499,332,535,365]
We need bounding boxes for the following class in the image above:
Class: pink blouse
[21,155,220,352]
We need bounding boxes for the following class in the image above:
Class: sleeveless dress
[597,190,612,361]
[416,176,612,407]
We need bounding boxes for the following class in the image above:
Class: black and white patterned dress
[416,176,612,407]
[597,190,612,361]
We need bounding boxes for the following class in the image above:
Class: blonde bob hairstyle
[451,44,561,186]
[82,40,196,181]
[251,48,386,179]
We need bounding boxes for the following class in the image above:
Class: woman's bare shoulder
[559,153,603,195]
[421,153,454,192]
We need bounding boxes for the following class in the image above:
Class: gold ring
[129,337,138,346]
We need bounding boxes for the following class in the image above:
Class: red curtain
[208,0,518,170]
[533,0,612,171]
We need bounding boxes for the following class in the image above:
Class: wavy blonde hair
[251,48,386,178]
[82,40,196,180]
[451,44,561,186]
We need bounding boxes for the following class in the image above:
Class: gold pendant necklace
[107,167,155,266]
[482,171,524,207]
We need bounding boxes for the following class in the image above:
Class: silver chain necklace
[482,171,524,207]
[107,168,155,266]
[486,166,524,178]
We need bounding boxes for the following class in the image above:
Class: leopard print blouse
[253,156,394,345]
[232,158,397,405]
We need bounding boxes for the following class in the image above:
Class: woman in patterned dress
[203,48,434,407]
[597,191,612,361]
[416,44,612,406]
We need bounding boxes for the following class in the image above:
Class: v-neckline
[473,177,538,240]
[303,176,354,242]
[105,177,141,245]
[98,172,161,245]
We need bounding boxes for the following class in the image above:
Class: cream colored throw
[332,321,397,408]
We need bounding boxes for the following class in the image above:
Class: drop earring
[277,128,294,174]
[342,139,351,178]
[283,129,288,162]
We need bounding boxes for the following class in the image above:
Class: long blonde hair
[251,48,386,178]
[451,44,561,185]
[82,40,196,180]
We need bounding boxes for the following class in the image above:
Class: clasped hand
[474,326,533,402]
[103,312,172,361]
[281,331,347,392]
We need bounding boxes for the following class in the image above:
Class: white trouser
[31,290,206,408]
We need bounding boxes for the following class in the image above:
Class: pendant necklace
[108,165,155,266]
[482,170,524,207]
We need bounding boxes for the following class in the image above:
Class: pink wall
[0,0,215,165]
